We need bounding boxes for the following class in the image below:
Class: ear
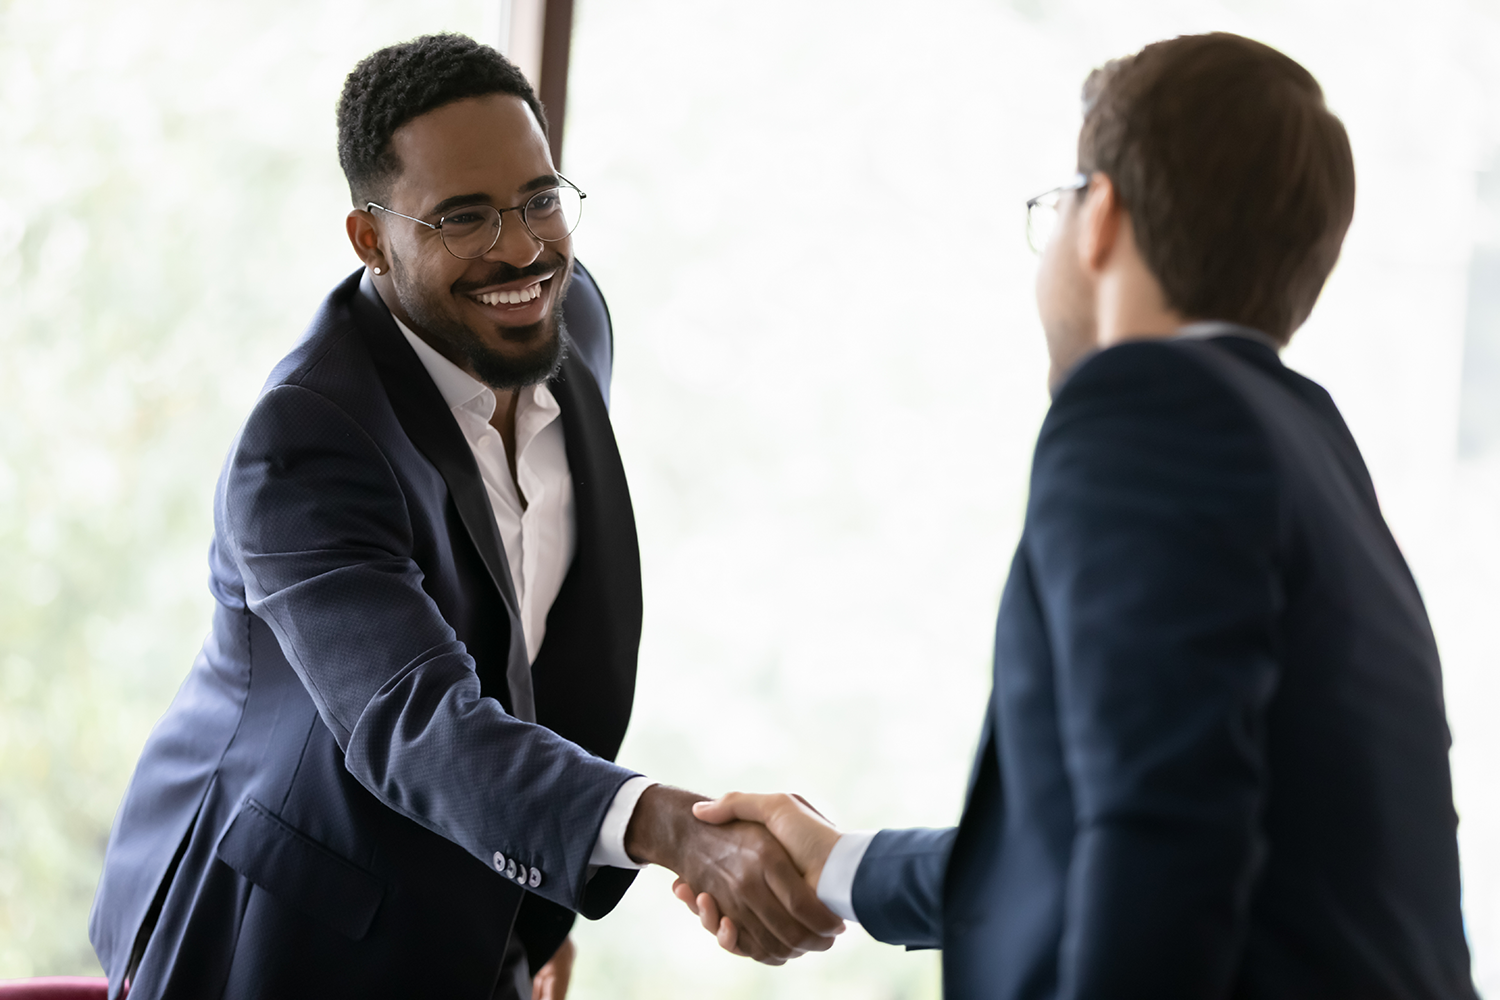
[346,208,388,275]
[1076,172,1124,274]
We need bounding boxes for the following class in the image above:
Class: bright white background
[1,1,1497,997]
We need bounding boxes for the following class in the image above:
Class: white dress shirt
[392,309,651,871]
[813,321,1282,924]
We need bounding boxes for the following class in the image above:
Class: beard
[392,250,571,390]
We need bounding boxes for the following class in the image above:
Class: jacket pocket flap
[216,798,383,940]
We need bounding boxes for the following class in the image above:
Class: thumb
[691,791,771,826]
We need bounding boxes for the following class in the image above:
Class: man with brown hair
[681,32,1479,999]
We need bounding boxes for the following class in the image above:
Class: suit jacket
[89,263,643,1000]
[851,335,1477,1000]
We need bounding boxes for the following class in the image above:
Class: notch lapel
[352,272,535,722]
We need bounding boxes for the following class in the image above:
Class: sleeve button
[493,852,505,873]
[528,868,542,888]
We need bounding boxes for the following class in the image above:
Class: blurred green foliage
[0,0,486,975]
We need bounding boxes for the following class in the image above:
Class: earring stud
[373,266,383,275]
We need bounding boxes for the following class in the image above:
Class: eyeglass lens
[440,186,585,259]
[1026,194,1063,255]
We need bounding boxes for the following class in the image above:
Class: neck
[1094,247,1190,349]
[490,386,526,508]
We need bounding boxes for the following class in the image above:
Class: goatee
[393,252,571,390]
[461,296,569,390]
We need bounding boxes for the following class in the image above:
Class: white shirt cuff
[815,830,877,923]
[588,775,656,869]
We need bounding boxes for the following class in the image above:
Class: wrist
[623,784,706,869]
[804,833,840,887]
[802,827,841,888]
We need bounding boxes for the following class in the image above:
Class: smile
[474,284,543,306]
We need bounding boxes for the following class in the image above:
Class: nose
[482,210,542,268]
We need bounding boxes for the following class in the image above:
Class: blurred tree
[0,0,483,975]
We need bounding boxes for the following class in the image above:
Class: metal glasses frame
[1025,173,1090,255]
[366,174,587,259]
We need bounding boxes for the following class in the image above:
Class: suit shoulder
[259,270,377,400]
[1035,340,1277,524]
[1057,338,1252,404]
[1046,339,1267,445]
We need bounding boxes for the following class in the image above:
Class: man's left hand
[532,936,575,1000]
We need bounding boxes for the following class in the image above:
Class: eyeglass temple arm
[553,174,587,200]
[1026,173,1091,208]
[366,203,440,230]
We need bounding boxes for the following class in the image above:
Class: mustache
[451,254,570,294]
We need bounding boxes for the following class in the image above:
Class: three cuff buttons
[492,851,543,888]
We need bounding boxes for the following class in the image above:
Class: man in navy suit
[684,33,1479,999]
[89,34,841,1000]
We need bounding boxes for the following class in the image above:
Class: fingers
[671,791,845,964]
[696,792,842,887]
[695,891,723,935]
[531,936,574,1000]
[692,791,772,826]
[790,792,831,823]
[672,879,722,934]
[715,823,841,960]
[671,877,699,914]
[717,915,740,955]
[757,839,847,940]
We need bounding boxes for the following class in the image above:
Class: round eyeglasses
[1025,173,1089,255]
[367,176,586,260]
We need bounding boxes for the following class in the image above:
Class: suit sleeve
[1029,343,1280,997]
[850,827,958,948]
[221,383,636,917]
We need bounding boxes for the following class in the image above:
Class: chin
[466,304,568,389]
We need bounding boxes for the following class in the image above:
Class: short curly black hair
[336,33,547,206]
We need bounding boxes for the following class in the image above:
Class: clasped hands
[622,785,846,965]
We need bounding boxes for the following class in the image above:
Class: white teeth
[476,284,542,307]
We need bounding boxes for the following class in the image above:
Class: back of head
[1079,33,1355,343]
[336,33,545,207]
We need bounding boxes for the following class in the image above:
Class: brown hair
[1078,33,1355,343]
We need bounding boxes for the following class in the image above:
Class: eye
[442,210,488,228]
[528,192,560,214]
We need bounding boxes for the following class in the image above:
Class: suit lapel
[530,348,643,758]
[352,272,535,721]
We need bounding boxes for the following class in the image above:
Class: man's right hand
[692,792,842,886]
[623,785,845,965]
[669,791,846,956]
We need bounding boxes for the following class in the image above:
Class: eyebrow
[427,175,560,218]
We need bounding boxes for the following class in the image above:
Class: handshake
[622,784,850,965]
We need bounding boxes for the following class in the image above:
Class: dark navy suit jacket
[851,335,1477,999]
[89,264,642,999]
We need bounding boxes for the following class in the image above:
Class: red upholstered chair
[0,979,113,999]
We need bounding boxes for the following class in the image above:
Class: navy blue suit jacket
[852,335,1476,999]
[89,264,642,999]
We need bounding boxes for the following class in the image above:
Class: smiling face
[366,93,572,388]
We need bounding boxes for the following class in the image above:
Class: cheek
[1035,245,1062,312]
[396,248,458,295]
